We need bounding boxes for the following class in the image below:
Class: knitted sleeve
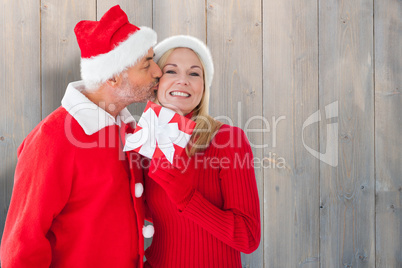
[0,122,75,267]
[182,126,261,253]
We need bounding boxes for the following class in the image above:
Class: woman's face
[157,48,204,115]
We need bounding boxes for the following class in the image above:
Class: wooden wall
[1,0,401,267]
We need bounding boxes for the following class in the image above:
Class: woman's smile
[169,90,191,97]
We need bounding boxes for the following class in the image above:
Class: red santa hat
[74,5,157,89]
[154,35,214,88]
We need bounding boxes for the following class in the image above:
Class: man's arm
[0,122,75,267]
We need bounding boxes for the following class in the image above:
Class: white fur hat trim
[81,27,156,89]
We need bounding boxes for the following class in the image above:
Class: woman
[144,35,260,268]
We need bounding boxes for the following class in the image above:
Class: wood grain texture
[154,0,206,41]
[263,0,319,267]
[374,0,402,267]
[319,0,375,267]
[207,0,263,266]
[41,0,96,118]
[0,0,41,242]
[97,0,153,119]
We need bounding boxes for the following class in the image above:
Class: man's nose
[152,61,162,78]
[176,74,189,85]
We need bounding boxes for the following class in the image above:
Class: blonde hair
[156,48,223,156]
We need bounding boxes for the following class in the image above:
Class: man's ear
[106,74,121,88]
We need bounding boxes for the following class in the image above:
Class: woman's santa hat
[74,5,157,89]
[154,35,214,88]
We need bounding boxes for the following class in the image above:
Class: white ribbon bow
[123,106,192,163]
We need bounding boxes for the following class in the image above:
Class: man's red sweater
[0,82,146,268]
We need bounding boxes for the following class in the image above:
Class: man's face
[116,48,162,103]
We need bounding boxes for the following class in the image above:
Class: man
[0,5,161,268]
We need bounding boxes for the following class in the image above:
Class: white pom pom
[135,183,144,198]
[142,225,154,238]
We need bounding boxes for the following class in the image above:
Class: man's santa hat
[74,5,157,89]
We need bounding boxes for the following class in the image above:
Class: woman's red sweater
[144,124,261,268]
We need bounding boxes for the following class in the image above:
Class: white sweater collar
[61,81,136,135]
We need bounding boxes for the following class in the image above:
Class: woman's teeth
[170,91,190,97]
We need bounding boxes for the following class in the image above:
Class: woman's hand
[148,155,195,211]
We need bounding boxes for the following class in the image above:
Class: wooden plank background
[1,0,401,267]
[319,1,376,267]
[0,0,41,243]
[264,0,319,267]
[375,0,402,267]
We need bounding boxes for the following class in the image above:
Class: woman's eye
[190,72,200,77]
[165,70,176,74]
